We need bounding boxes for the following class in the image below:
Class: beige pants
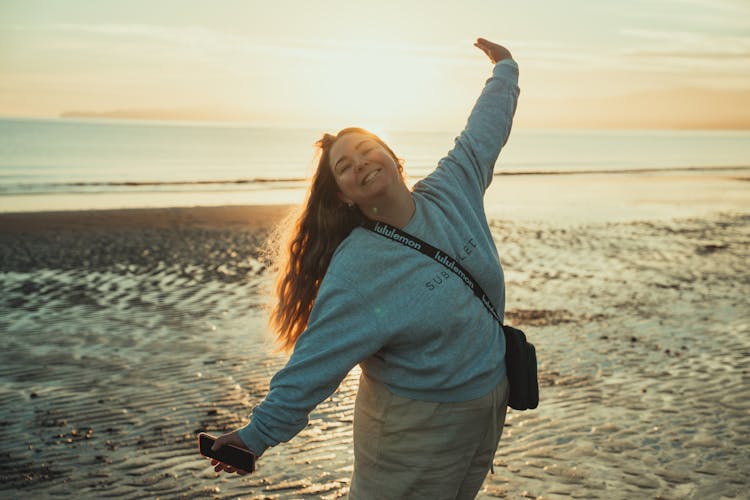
[349,373,509,500]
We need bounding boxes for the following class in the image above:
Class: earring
[347,202,354,209]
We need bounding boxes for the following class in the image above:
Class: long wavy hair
[269,127,404,351]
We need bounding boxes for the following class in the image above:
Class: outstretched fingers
[474,37,512,64]
[209,458,247,475]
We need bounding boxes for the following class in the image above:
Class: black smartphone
[198,432,255,473]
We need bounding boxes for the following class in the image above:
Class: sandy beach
[1,196,749,498]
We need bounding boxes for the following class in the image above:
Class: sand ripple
[1,212,748,498]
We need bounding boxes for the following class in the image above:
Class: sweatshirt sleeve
[424,59,519,201]
[237,273,386,457]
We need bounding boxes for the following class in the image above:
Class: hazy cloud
[619,29,750,75]
[659,0,750,14]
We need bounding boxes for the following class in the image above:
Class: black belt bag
[363,219,539,411]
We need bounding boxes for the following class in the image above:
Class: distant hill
[59,87,750,130]
[59,108,254,123]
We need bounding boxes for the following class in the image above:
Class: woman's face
[328,132,402,207]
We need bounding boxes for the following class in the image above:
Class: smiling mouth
[361,169,381,186]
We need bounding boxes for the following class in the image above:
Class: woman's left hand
[474,38,512,64]
[209,430,253,475]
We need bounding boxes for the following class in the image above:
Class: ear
[337,191,353,206]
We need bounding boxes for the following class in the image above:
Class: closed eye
[334,141,374,174]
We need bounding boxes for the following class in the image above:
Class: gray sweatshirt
[239,59,520,457]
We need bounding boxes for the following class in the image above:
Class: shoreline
[0,204,296,233]
[1,170,748,226]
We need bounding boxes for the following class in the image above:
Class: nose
[354,155,368,171]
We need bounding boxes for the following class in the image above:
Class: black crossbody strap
[361,219,502,324]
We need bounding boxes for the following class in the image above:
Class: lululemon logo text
[374,223,422,250]
[433,250,474,290]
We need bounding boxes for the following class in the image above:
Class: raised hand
[474,38,513,64]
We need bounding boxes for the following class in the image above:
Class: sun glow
[313,49,444,131]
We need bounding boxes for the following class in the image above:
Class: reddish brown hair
[269,127,403,351]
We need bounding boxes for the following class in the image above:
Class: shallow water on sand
[1,213,748,498]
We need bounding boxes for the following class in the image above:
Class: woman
[208,37,520,498]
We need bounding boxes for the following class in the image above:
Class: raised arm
[425,38,519,200]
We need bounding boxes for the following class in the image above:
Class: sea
[1,117,749,213]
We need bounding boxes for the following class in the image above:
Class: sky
[1,0,749,130]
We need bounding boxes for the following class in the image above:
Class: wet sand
[1,204,749,499]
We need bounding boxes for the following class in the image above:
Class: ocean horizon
[1,116,749,214]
